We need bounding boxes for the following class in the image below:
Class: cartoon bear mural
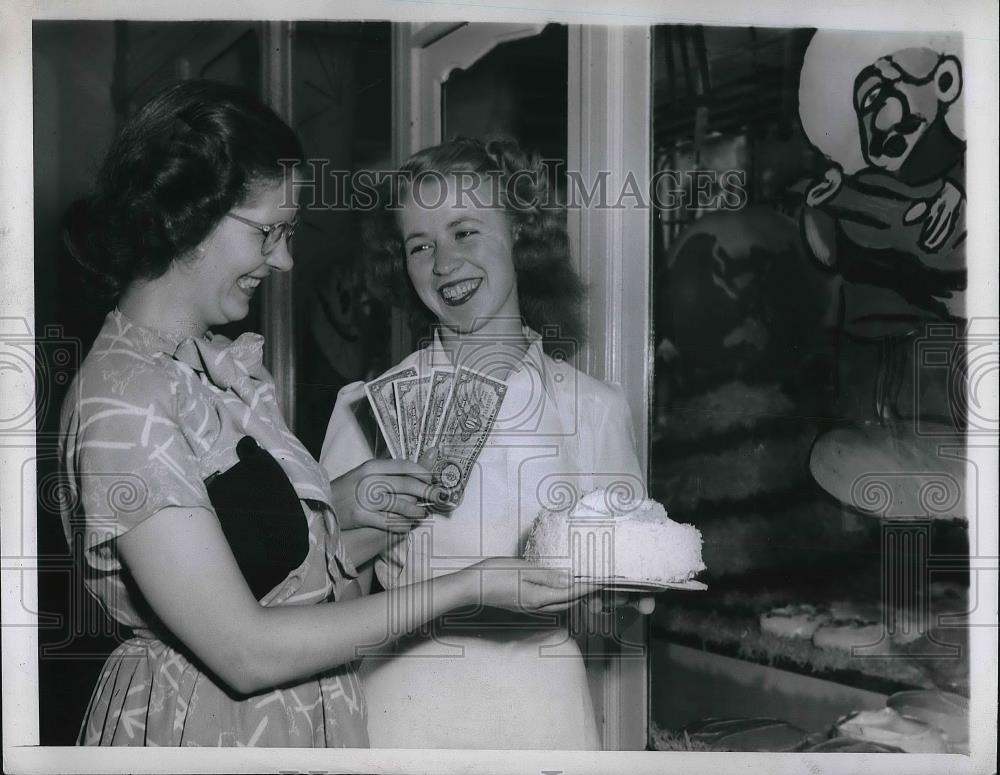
[799,32,966,337]
[800,32,967,522]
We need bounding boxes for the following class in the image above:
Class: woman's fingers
[374,477,447,504]
[531,599,580,613]
[633,595,656,615]
[527,583,600,611]
[356,469,449,519]
[380,516,422,533]
[381,492,439,520]
[581,590,656,616]
[520,566,572,588]
[381,501,426,522]
[476,560,659,614]
[522,566,597,594]
[361,458,434,481]
[332,458,446,531]
[581,590,620,615]
[520,570,599,609]
[367,449,462,514]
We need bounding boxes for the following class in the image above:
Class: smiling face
[178,175,298,330]
[400,175,521,337]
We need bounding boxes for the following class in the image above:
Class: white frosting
[523,487,706,583]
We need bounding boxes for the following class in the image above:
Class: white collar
[420,325,555,397]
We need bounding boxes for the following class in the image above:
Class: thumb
[418,444,439,470]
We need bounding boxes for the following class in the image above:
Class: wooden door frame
[388,21,546,363]
[567,24,653,751]
[260,21,296,423]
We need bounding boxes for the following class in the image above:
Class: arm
[116,504,589,696]
[339,526,399,571]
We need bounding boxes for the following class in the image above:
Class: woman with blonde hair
[323,137,647,749]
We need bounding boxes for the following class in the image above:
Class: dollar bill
[393,374,430,462]
[416,368,455,459]
[364,366,417,459]
[433,367,508,501]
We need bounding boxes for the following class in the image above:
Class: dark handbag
[205,436,310,600]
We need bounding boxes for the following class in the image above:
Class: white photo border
[2,1,997,773]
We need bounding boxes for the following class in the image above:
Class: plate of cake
[582,578,708,593]
[523,487,707,592]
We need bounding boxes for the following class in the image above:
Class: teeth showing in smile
[440,278,481,304]
[237,276,262,293]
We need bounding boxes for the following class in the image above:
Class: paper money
[433,367,508,500]
[364,366,417,459]
[393,374,430,461]
[416,368,455,459]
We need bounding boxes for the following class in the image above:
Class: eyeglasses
[225,212,298,255]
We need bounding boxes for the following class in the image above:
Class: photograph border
[3,1,997,773]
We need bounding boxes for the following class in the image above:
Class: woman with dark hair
[321,137,646,749]
[60,84,592,747]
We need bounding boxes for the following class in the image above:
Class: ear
[934,55,962,106]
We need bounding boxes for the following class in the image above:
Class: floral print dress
[59,309,367,747]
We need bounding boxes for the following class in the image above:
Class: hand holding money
[364,366,508,509]
[328,458,449,533]
[415,445,457,514]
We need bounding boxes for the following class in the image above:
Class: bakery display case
[647,24,971,752]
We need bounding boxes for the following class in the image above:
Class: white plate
[574,576,707,592]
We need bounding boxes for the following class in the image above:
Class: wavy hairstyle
[63,79,304,297]
[362,137,586,352]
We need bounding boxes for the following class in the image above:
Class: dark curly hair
[63,79,304,297]
[362,137,586,352]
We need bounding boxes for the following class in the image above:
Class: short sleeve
[595,383,643,482]
[63,364,212,572]
[319,381,375,480]
[570,378,645,500]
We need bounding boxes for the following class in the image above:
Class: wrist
[436,566,481,610]
[334,509,357,530]
[329,482,357,530]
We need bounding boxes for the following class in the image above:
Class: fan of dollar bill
[365,366,508,503]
